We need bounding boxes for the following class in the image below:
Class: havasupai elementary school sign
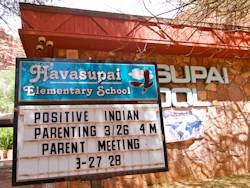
[13,58,168,185]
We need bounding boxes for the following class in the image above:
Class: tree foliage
[0,128,13,150]
[1,0,250,31]
[0,0,52,30]
[0,69,15,113]
[175,0,250,27]
[143,0,250,30]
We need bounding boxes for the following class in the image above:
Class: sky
[55,0,178,17]
[2,0,179,37]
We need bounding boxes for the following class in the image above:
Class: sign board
[18,60,158,102]
[13,59,167,185]
[15,104,166,183]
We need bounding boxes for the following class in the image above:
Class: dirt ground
[150,173,250,188]
[1,160,250,188]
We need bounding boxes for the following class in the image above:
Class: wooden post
[90,180,102,188]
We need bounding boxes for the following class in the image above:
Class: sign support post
[90,180,102,188]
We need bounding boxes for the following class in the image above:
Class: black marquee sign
[13,58,168,185]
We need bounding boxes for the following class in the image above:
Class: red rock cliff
[0,27,25,70]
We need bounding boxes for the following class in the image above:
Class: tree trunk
[3,150,8,159]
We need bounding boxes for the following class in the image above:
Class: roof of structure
[19,3,250,59]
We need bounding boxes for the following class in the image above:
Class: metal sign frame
[12,58,168,186]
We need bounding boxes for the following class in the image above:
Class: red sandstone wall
[0,28,25,70]
[53,49,250,187]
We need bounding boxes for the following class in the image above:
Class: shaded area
[0,161,90,188]
[150,173,250,188]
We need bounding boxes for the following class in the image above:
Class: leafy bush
[0,69,15,113]
[0,128,13,150]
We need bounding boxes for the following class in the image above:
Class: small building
[17,3,250,187]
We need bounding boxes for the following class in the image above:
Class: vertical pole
[90,180,102,188]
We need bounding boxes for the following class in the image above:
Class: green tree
[0,128,13,150]
[0,69,15,113]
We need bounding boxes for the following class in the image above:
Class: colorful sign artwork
[18,60,158,102]
[163,109,206,143]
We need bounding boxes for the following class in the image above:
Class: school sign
[13,59,167,185]
[18,60,158,102]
